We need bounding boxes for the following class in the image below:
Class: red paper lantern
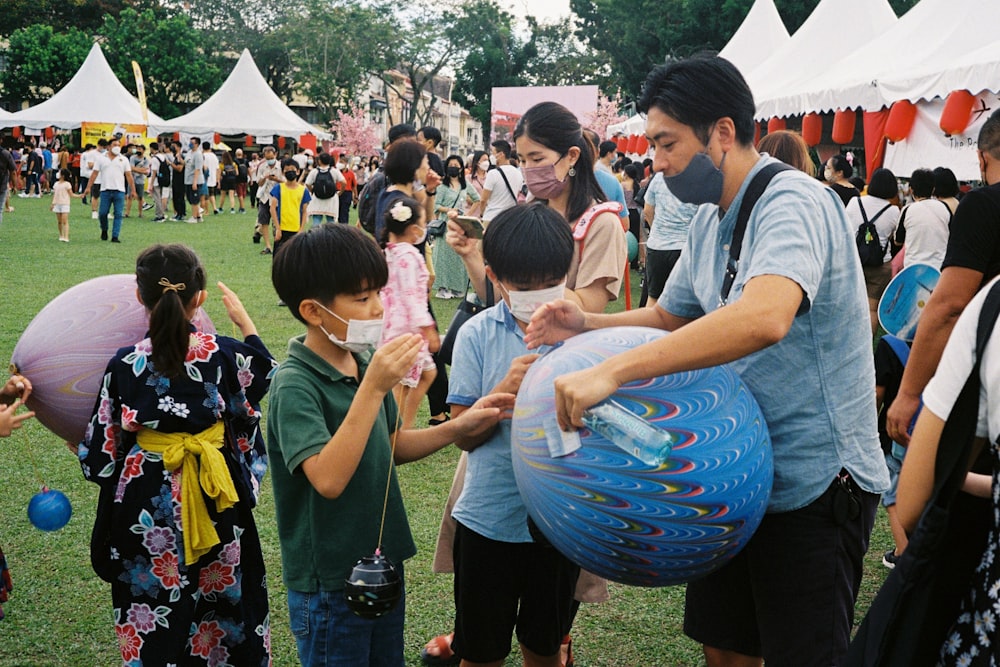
[617,136,628,153]
[12,127,21,139]
[277,136,286,149]
[940,90,976,136]
[801,113,822,147]
[626,135,638,154]
[831,109,856,145]
[635,136,649,155]
[213,133,221,144]
[767,117,786,134]
[244,135,254,147]
[885,101,917,143]
[44,127,54,140]
[172,132,180,141]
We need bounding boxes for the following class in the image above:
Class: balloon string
[19,429,47,489]
[377,385,408,553]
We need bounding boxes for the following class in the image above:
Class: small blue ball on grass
[28,487,72,532]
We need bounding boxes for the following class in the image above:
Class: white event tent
[1,43,166,130]
[746,0,898,118]
[152,49,330,140]
[607,0,790,140]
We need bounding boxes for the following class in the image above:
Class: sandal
[420,632,459,666]
[428,414,451,427]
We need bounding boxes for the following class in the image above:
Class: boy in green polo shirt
[267,223,513,667]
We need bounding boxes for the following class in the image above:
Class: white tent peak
[153,49,330,139]
[719,0,790,77]
[747,0,897,118]
[5,42,165,130]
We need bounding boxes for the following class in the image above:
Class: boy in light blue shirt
[447,202,580,666]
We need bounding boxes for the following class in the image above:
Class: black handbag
[438,280,494,366]
[845,280,1000,666]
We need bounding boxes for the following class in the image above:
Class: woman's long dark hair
[136,244,206,378]
[444,154,467,191]
[471,150,489,180]
[513,101,606,223]
[623,163,642,197]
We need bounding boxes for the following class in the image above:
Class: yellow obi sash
[136,422,238,565]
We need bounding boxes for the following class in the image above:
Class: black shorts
[90,183,101,199]
[451,521,579,663]
[645,248,682,302]
[683,472,879,666]
[186,186,200,205]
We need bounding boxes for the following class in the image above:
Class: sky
[503,0,573,24]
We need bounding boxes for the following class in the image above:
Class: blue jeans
[287,568,405,667]
[99,189,126,238]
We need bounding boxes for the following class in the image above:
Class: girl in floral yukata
[77,243,276,666]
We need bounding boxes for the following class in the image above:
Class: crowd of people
[3,52,1000,667]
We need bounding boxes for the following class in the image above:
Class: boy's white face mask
[500,282,566,323]
[312,300,383,353]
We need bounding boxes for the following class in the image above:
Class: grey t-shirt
[184,150,204,186]
[130,155,149,184]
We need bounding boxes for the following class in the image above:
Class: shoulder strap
[495,166,517,201]
[882,334,910,366]
[939,198,954,222]
[930,280,1000,504]
[720,162,794,305]
[572,201,626,241]
[869,203,893,225]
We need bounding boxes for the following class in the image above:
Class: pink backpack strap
[572,201,625,241]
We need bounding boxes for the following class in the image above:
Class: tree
[586,93,627,140]
[288,0,394,122]
[329,101,382,156]
[449,0,535,135]
[99,9,221,118]
[523,17,609,89]
[380,12,458,128]
[0,0,149,38]
[0,24,92,104]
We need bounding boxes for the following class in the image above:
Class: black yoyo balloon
[343,551,401,619]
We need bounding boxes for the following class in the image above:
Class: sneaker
[81,196,88,205]
[17,193,27,198]
[186,217,200,224]
[142,203,153,210]
[230,208,235,214]
[173,215,184,221]
[152,217,165,223]
[92,211,98,219]
[213,209,220,215]
[260,248,272,255]
[100,231,108,240]
[111,237,121,243]
[31,193,41,198]
[882,549,898,569]
[239,208,246,214]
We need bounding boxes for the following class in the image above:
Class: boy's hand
[450,392,516,451]
[368,334,422,393]
[524,300,586,349]
[217,282,258,338]
[492,354,540,395]
[0,399,34,437]
[1,374,31,403]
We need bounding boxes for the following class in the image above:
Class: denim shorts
[288,564,406,667]
[882,444,906,507]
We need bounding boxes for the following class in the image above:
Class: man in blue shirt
[526,55,888,667]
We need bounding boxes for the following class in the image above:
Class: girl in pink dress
[380,196,440,429]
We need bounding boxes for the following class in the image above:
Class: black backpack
[312,169,337,200]
[855,199,893,267]
[156,156,172,187]
[357,171,387,234]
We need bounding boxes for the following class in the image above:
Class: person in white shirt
[595,140,617,173]
[303,152,345,225]
[844,167,902,331]
[83,136,135,242]
[894,168,952,269]
[148,142,171,222]
[201,141,220,215]
[479,140,523,222]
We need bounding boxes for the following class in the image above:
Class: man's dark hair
[978,108,1000,160]
[638,55,756,146]
[599,140,618,158]
[202,141,212,151]
[272,224,388,325]
[932,167,959,198]
[491,140,512,159]
[867,168,898,200]
[909,168,935,198]
[483,202,574,286]
[149,141,159,150]
[419,126,442,147]
[383,139,427,185]
[97,138,108,147]
[318,152,334,166]
[190,137,201,144]
[388,123,417,144]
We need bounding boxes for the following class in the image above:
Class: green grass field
[0,193,893,666]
